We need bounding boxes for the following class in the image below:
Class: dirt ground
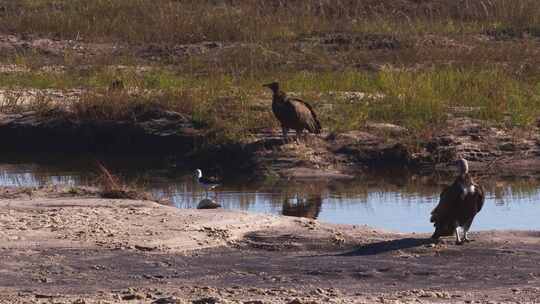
[1,188,539,304]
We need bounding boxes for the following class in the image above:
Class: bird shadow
[337,237,434,256]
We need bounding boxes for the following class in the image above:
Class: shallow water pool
[1,153,539,233]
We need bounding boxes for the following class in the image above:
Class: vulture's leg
[463,220,473,242]
[430,231,442,244]
[281,127,289,142]
[431,225,442,241]
[295,129,303,144]
[455,225,463,245]
[464,230,471,242]
[302,130,310,143]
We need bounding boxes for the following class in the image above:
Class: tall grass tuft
[95,161,153,200]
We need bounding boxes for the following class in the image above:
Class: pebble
[193,297,221,304]
[152,297,183,304]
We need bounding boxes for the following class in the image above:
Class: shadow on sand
[338,238,434,256]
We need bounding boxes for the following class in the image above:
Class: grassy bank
[2,67,539,142]
[1,0,540,144]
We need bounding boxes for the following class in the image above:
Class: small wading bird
[263,82,321,141]
[194,169,220,198]
[430,158,485,245]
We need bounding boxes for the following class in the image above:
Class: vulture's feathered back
[263,82,321,139]
[431,158,485,244]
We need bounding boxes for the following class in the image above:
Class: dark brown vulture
[430,158,485,245]
[263,82,321,140]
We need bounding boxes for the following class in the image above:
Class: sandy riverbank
[1,188,539,303]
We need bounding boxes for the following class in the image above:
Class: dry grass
[2,0,540,43]
[1,0,540,144]
[95,161,151,200]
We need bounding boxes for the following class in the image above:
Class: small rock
[498,142,517,151]
[435,291,450,299]
[34,293,56,299]
[122,293,145,300]
[332,232,345,246]
[134,244,158,251]
[153,297,183,304]
[366,122,408,135]
[193,297,220,304]
[419,291,435,298]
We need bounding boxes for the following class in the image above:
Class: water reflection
[1,155,540,232]
[282,195,323,219]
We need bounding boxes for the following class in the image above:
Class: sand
[1,188,539,303]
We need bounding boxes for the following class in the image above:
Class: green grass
[2,66,539,144]
[1,0,540,144]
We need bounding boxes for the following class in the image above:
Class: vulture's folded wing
[474,183,485,213]
[290,98,322,133]
[430,183,460,223]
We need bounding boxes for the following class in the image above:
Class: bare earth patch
[1,188,539,303]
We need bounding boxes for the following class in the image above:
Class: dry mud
[1,188,539,303]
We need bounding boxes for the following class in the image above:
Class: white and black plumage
[194,169,220,197]
[263,82,321,141]
[430,158,485,245]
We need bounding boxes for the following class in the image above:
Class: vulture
[282,195,323,219]
[430,158,485,245]
[194,169,220,197]
[263,82,321,140]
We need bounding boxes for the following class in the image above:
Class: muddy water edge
[2,110,540,181]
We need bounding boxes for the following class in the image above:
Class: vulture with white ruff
[430,158,485,245]
[263,82,321,140]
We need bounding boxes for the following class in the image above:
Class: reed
[95,161,152,200]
